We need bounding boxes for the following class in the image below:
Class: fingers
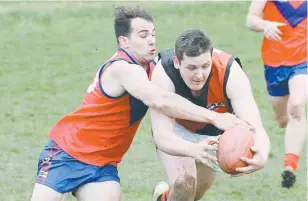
[234,118,247,127]
[215,113,252,131]
[199,158,215,169]
[234,119,254,130]
[250,146,257,153]
[265,28,282,41]
[208,138,219,145]
[275,27,282,35]
[266,34,279,41]
[265,31,281,41]
[236,156,260,173]
[203,152,217,162]
[276,22,287,27]
[263,21,285,41]
[199,138,218,147]
[197,151,217,166]
[198,153,217,170]
[231,164,259,177]
[203,144,218,151]
[235,165,255,173]
[240,157,256,165]
[230,172,247,178]
[272,32,282,40]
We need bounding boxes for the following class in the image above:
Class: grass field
[0,1,307,201]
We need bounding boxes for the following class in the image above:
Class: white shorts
[174,123,221,172]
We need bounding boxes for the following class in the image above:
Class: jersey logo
[206,102,226,111]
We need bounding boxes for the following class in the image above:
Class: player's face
[126,18,156,64]
[175,51,212,91]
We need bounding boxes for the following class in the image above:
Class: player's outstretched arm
[151,108,218,169]
[111,60,250,131]
[226,61,271,176]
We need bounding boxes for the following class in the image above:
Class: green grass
[0,2,306,201]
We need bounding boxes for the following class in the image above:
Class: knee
[194,175,216,201]
[288,98,305,120]
[171,173,196,194]
[276,116,288,128]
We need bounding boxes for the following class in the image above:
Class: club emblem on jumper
[206,102,226,111]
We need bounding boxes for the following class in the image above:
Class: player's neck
[130,52,149,69]
[191,90,202,97]
[119,47,149,69]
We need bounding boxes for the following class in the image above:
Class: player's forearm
[254,128,271,160]
[246,15,267,32]
[153,132,196,157]
[158,93,217,124]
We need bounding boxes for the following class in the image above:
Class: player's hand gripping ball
[217,125,254,174]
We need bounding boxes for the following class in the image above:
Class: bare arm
[247,0,286,41]
[246,0,268,32]
[226,61,270,165]
[111,60,217,123]
[151,109,196,157]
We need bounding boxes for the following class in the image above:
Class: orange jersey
[49,48,155,167]
[159,49,240,136]
[262,0,307,67]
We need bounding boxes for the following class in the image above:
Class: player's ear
[118,36,129,48]
[173,56,180,69]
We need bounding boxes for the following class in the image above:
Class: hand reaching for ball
[231,146,267,177]
[193,137,220,170]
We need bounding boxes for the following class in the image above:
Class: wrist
[205,110,219,125]
[261,20,272,31]
[254,143,270,162]
[186,143,198,158]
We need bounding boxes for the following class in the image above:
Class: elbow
[246,16,254,30]
[153,132,164,150]
[144,94,168,110]
[246,15,264,32]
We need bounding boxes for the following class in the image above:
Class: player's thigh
[31,183,68,201]
[289,74,307,105]
[158,150,197,185]
[194,162,217,201]
[75,181,121,201]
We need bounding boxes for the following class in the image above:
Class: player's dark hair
[175,29,213,64]
[114,6,153,43]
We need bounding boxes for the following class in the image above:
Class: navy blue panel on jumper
[129,96,148,125]
[273,1,307,28]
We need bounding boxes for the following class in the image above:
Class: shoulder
[158,48,175,67]
[226,60,251,99]
[212,49,242,74]
[247,0,268,16]
[108,60,145,76]
[151,60,175,92]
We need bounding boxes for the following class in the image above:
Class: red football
[217,125,254,174]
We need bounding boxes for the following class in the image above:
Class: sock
[284,153,299,171]
[157,190,169,201]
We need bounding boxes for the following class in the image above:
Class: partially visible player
[246,0,307,188]
[30,6,249,201]
[151,29,270,201]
